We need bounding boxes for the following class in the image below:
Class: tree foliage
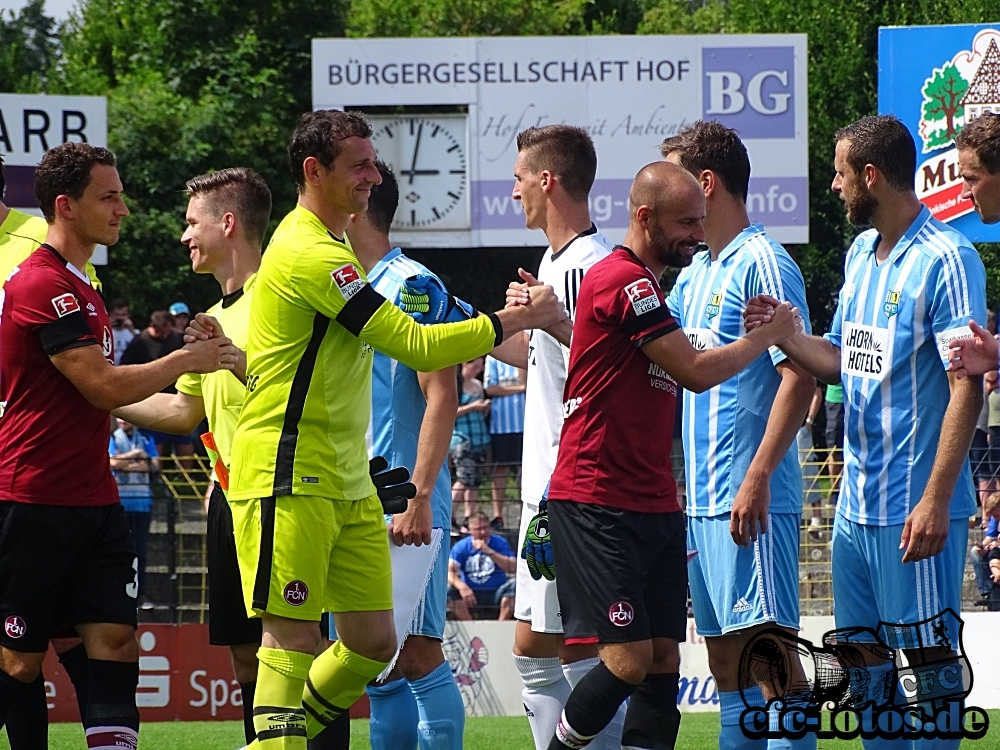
[4,0,1000,322]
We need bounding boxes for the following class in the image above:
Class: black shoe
[490,516,504,531]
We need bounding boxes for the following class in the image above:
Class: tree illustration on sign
[921,64,969,150]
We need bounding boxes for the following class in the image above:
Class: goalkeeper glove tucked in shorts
[521,497,555,581]
[401,273,476,324]
[369,456,417,514]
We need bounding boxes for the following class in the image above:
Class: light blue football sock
[720,688,766,750]
[367,676,419,750]
[411,660,465,750]
[766,693,817,750]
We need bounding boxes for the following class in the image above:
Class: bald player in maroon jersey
[539,162,799,750]
[0,143,236,750]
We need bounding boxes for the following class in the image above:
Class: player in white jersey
[747,116,986,750]
[490,125,622,750]
[661,122,817,750]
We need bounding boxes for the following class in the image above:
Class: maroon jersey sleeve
[11,265,98,356]
[593,263,678,346]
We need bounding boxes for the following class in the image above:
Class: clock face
[369,115,469,230]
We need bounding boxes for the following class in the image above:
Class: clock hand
[408,121,424,185]
[399,169,440,176]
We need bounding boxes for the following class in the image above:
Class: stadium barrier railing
[137,447,993,622]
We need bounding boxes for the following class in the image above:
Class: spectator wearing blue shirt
[109,418,159,607]
[484,356,526,531]
[971,492,1000,605]
[451,358,492,529]
[448,513,516,620]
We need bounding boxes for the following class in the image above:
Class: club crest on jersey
[624,278,660,316]
[4,615,25,639]
[331,264,365,301]
[884,289,901,318]
[51,293,80,318]
[705,290,723,319]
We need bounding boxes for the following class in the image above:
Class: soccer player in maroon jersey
[541,162,799,750]
[0,143,237,750]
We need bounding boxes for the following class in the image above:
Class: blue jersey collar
[713,223,766,264]
[860,205,932,265]
[369,247,404,285]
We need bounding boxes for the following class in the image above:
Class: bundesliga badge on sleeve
[522,489,555,581]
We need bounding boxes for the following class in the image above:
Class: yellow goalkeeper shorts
[230,493,392,620]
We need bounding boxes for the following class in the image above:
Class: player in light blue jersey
[662,122,817,750]
[344,162,467,750]
[747,116,986,750]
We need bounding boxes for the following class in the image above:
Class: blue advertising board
[880,24,1000,241]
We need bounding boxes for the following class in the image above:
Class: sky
[0,0,79,20]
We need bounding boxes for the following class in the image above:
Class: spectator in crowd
[451,357,492,531]
[108,298,139,365]
[484,355,526,531]
[121,310,195,460]
[823,379,844,505]
[109,417,159,609]
[169,301,191,333]
[447,512,516,620]
[801,385,825,531]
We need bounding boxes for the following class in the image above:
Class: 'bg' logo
[702,47,795,138]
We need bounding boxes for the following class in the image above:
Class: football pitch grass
[6,713,999,749]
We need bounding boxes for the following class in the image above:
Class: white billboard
[313,35,808,248]
[0,94,108,263]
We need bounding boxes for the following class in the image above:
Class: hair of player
[34,143,117,223]
[365,160,399,236]
[287,109,373,192]
[0,153,6,200]
[659,120,751,203]
[515,125,597,202]
[834,115,916,192]
[985,491,1000,517]
[185,168,272,247]
[955,114,1000,174]
[148,310,173,328]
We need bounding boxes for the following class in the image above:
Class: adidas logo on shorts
[732,597,752,613]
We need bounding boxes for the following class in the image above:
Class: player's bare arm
[948,319,999,379]
[641,302,798,393]
[901,371,983,563]
[730,360,816,546]
[390,367,459,548]
[50,335,237,412]
[489,330,529,369]
[745,293,842,384]
[112,391,206,436]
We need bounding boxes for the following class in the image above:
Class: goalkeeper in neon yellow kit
[212,110,566,749]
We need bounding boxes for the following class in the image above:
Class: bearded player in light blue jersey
[344,161,467,750]
[662,122,817,750]
[747,116,986,750]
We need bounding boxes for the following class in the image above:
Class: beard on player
[649,220,699,269]
[843,180,878,227]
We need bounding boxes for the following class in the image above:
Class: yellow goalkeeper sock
[253,647,314,749]
[303,640,389,738]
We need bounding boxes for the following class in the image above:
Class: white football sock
[515,654,572,750]
[562,657,626,750]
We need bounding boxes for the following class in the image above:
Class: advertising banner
[879,24,1000,241]
[313,35,809,248]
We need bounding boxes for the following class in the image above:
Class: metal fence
[140,446,992,623]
